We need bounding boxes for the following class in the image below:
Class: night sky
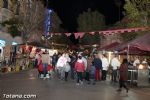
[45,0,125,32]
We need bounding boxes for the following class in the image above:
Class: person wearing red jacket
[75,55,85,85]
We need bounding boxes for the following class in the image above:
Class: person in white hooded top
[101,54,109,81]
[64,53,71,81]
[56,53,67,80]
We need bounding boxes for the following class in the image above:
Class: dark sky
[46,0,125,32]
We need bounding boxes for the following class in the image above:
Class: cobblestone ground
[0,69,150,100]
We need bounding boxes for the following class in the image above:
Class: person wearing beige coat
[41,50,50,79]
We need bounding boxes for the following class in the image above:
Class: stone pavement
[0,69,150,100]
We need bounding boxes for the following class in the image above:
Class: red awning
[117,33,150,55]
[98,42,120,51]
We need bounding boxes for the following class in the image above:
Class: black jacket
[93,58,102,70]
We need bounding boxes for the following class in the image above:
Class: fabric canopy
[117,33,150,55]
[98,42,120,51]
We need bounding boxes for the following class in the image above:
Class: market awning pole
[127,44,130,61]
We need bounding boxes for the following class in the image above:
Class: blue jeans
[43,63,48,77]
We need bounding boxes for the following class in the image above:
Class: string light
[43,8,53,40]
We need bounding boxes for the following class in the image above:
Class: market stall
[116,33,150,86]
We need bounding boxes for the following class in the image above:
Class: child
[75,55,85,85]
[89,62,96,85]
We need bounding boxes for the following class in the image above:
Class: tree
[2,17,20,37]
[77,8,105,45]
[9,0,21,15]
[50,12,62,33]
[124,0,143,27]
[51,34,70,44]
[77,8,105,32]
[123,0,150,27]
[16,0,45,42]
[79,33,100,45]
[0,0,3,8]
[119,0,150,42]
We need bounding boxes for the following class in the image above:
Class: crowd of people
[33,50,150,93]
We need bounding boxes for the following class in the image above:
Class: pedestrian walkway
[0,69,150,100]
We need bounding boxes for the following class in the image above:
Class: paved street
[0,69,150,100]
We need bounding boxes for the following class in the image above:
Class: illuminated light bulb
[139,64,143,69]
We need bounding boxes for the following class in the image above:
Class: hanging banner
[49,27,149,38]
[89,32,95,35]
[99,27,148,36]
[74,32,85,39]
[74,33,80,39]
[79,33,85,38]
[65,33,71,37]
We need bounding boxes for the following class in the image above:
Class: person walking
[75,55,85,85]
[117,59,129,93]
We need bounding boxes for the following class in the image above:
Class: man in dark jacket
[92,54,102,81]
[70,54,77,80]
[89,62,96,85]
[52,53,58,69]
